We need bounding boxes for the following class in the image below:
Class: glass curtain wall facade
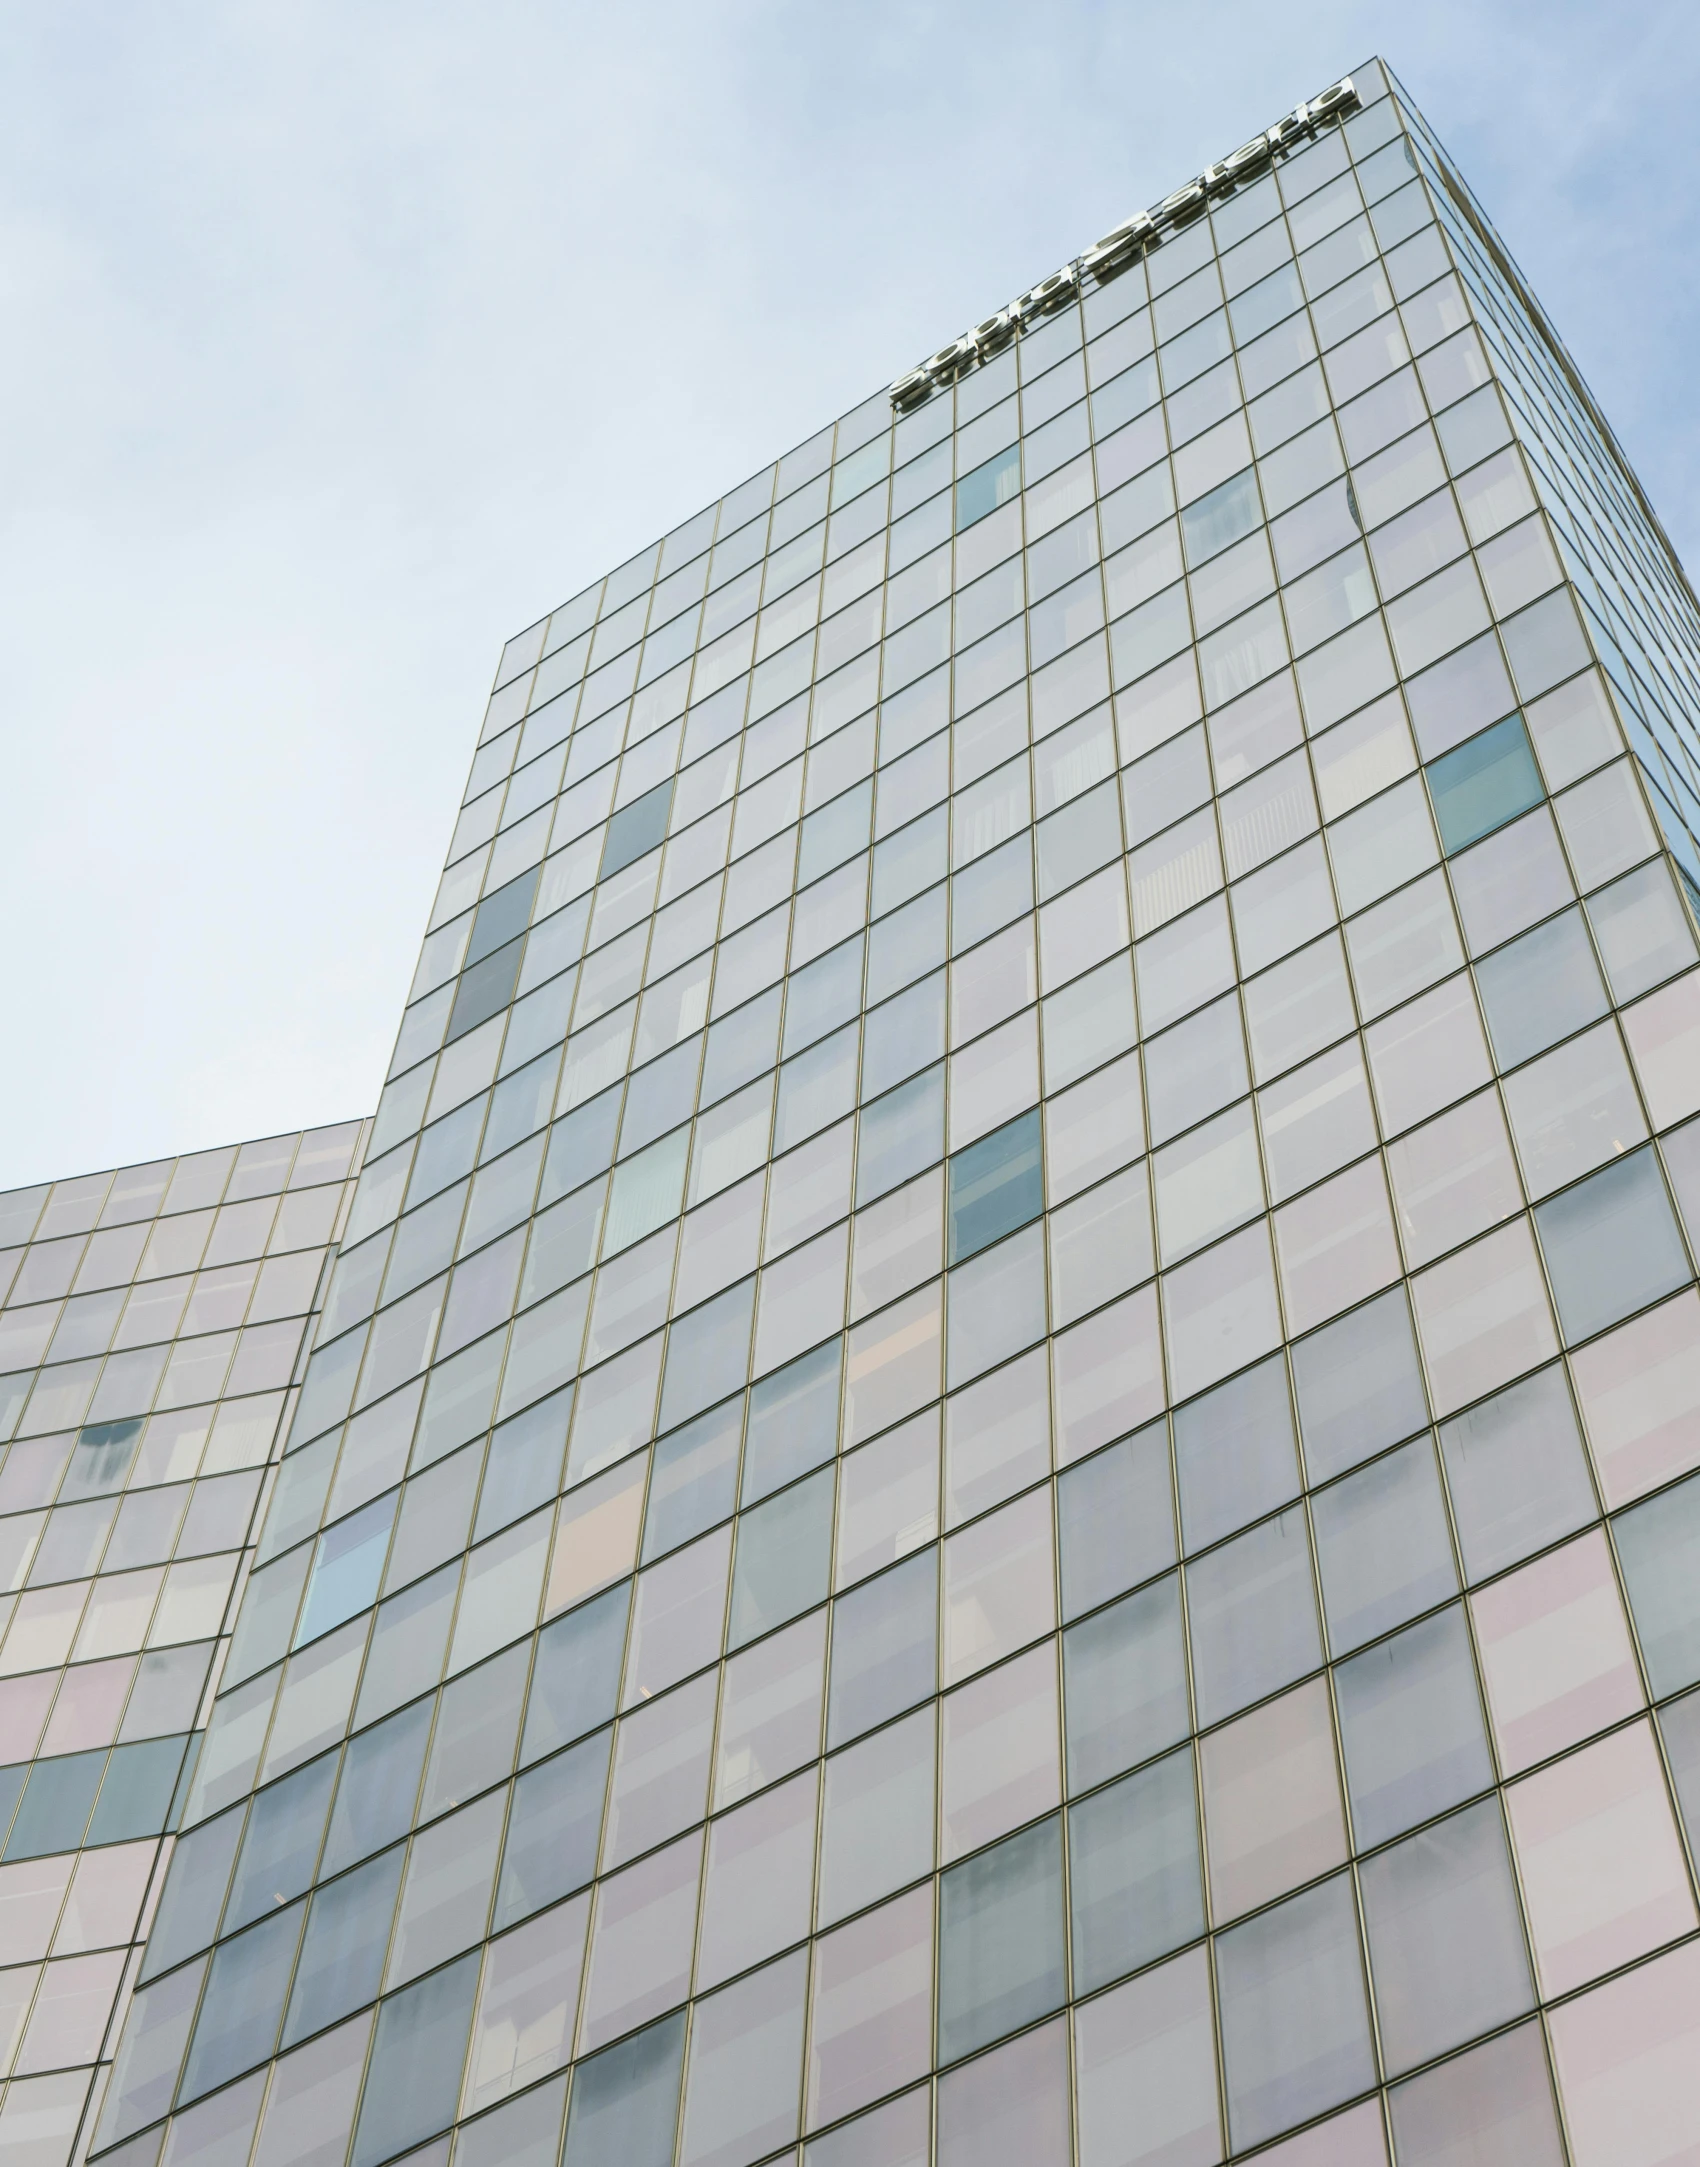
[0,1126,367,2162]
[24,49,1700,2167]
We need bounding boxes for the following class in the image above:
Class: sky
[2,0,1697,1191]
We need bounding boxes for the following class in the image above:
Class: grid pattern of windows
[0,1125,366,2161]
[1386,77,1700,916]
[61,52,1700,2167]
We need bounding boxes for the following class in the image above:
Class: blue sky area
[1,0,1694,1185]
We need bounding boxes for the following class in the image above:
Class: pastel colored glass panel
[1548,1938,1700,2167]
[1470,1529,1642,1774]
[1506,1721,1697,1997]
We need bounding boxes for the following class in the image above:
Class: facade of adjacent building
[3,50,1700,2167]
[0,1130,367,2162]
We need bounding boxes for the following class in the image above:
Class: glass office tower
[0,1127,367,2162]
[13,48,1700,2167]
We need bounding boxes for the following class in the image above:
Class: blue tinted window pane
[948,1110,1043,1263]
[87,1736,189,1846]
[0,1768,26,1853]
[1217,1874,1375,2151]
[295,1495,397,1650]
[181,1904,304,2102]
[321,1702,432,1878]
[521,1583,631,1763]
[448,937,528,1043]
[1311,1439,1458,1655]
[1057,1422,1175,1621]
[601,783,675,881]
[495,1730,612,1928]
[857,1066,945,1206]
[957,445,1021,531]
[1173,1355,1299,1553]
[643,1401,742,1562]
[1426,714,1542,852]
[1069,1747,1203,1993]
[563,2012,687,2167]
[1334,1607,1493,1848]
[350,1950,480,2167]
[1474,908,1607,1068]
[474,1390,572,1542]
[1186,1511,1321,1727]
[1615,1469,1700,1697]
[1182,469,1262,563]
[225,1755,338,1932]
[827,1550,939,1748]
[5,1750,104,1860]
[466,866,542,969]
[139,1808,243,1980]
[729,1468,834,1648]
[1534,1145,1690,1343]
[743,1341,843,1504]
[283,1849,406,2048]
[1063,1576,1189,1792]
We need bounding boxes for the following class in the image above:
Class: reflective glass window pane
[1215,1874,1375,2152]
[937,1815,1066,2063]
[1068,1746,1203,1993]
[1359,1799,1534,2075]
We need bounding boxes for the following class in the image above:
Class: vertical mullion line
[1290,123,1456,2112]
[500,542,665,2148]
[1274,123,1406,2144]
[1073,254,1154,2166]
[1338,184,1557,2151]
[1023,309,1078,2157]
[791,409,893,2167]
[1345,110,1518,2106]
[687,433,827,2167]
[913,364,961,2149]
[1580,822,1700,1928]
[116,1157,349,2159]
[63,1135,202,2149]
[1219,149,1345,2142]
[1256,126,1384,2128]
[1135,218,1231,2159]
[671,453,807,2167]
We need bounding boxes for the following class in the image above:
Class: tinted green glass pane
[938,1816,1066,2062]
[728,1467,833,1647]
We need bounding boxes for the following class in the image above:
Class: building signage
[889,76,1362,412]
